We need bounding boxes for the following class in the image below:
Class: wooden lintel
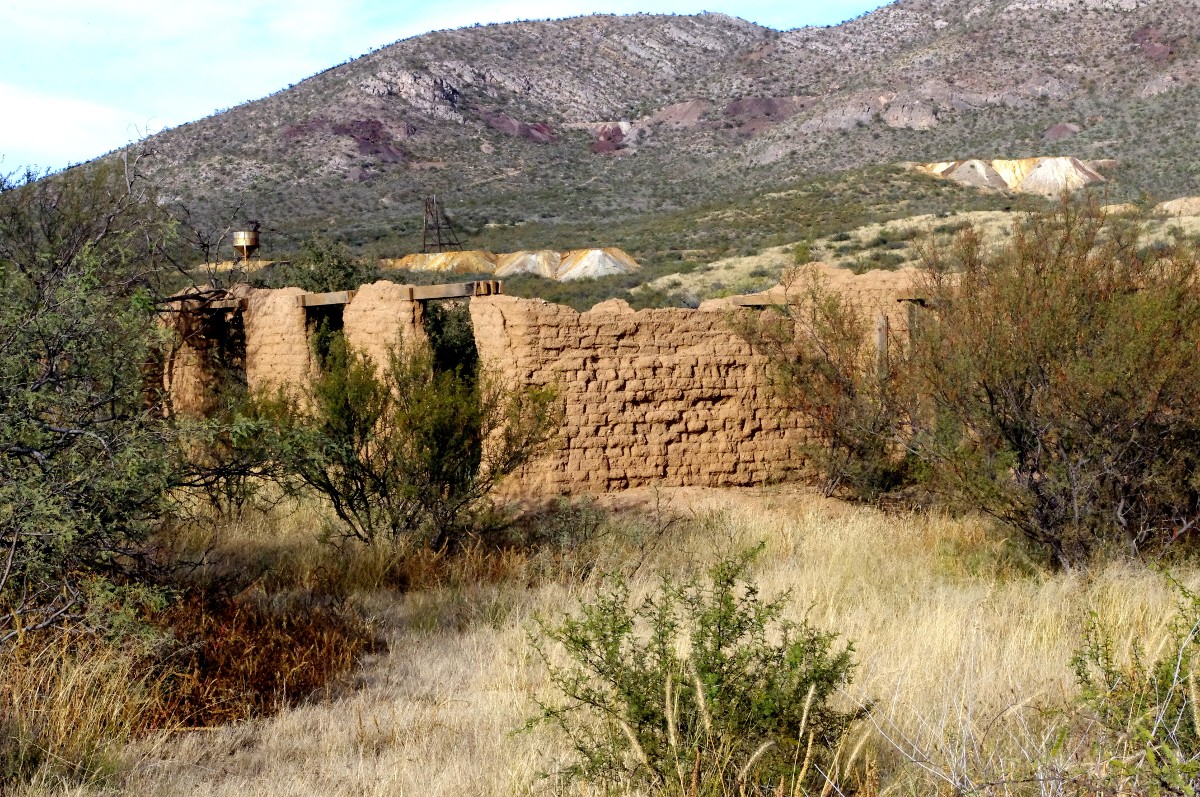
[208,298,246,311]
[296,290,357,308]
[413,283,471,300]
[729,296,783,307]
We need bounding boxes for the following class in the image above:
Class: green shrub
[0,161,175,642]
[1072,576,1200,794]
[267,335,559,547]
[262,234,379,293]
[910,200,1200,568]
[530,549,867,795]
[792,240,813,265]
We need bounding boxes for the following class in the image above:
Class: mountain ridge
[129,1,1200,256]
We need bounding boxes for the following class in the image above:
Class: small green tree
[910,200,1200,568]
[531,550,867,796]
[265,234,378,293]
[272,334,559,547]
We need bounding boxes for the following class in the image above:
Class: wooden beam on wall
[729,296,783,307]
[410,280,505,301]
[296,290,357,308]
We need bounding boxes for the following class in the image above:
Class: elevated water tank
[232,229,260,261]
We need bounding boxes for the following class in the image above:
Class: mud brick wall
[163,322,217,416]
[243,286,312,396]
[470,296,808,494]
[343,281,425,370]
[167,282,427,414]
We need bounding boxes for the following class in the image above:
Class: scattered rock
[1132,26,1174,63]
[1140,73,1181,97]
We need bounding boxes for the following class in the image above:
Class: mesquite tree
[0,158,175,642]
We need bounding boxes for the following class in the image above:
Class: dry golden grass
[1,638,165,795]
[31,486,1198,796]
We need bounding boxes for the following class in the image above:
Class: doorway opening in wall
[173,306,248,414]
[305,304,346,372]
[422,299,479,381]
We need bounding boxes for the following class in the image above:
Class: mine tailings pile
[914,156,1111,195]
[383,248,640,281]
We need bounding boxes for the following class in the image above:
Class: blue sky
[0,0,888,173]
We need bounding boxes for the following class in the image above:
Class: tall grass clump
[0,638,162,790]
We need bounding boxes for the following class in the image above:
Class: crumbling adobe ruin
[163,267,917,494]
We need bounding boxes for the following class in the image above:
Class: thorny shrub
[265,335,560,547]
[1072,577,1200,795]
[734,266,910,499]
[911,199,1200,568]
[530,548,867,796]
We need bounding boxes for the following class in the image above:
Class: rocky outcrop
[483,113,557,144]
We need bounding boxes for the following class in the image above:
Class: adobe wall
[165,281,425,414]
[343,281,425,369]
[166,272,914,495]
[243,286,311,396]
[470,296,809,494]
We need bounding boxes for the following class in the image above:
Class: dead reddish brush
[146,587,381,728]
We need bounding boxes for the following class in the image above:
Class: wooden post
[875,313,889,382]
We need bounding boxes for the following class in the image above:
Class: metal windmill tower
[421,195,463,253]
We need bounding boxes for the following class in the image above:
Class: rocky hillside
[137,0,1200,257]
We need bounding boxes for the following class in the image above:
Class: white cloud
[0,83,146,172]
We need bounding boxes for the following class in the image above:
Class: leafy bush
[910,200,1200,568]
[531,550,867,796]
[734,267,910,499]
[269,334,559,547]
[0,160,175,641]
[259,234,380,292]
